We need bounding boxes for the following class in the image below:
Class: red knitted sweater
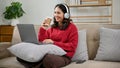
[38,22,78,58]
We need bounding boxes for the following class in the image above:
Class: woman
[17,3,78,68]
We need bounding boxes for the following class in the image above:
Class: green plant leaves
[3,2,25,19]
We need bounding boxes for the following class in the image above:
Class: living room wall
[113,0,120,24]
[0,0,120,25]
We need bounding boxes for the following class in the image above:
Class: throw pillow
[72,30,88,61]
[8,42,66,62]
[95,27,120,61]
[46,44,67,56]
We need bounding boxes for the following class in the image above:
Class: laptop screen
[17,24,41,44]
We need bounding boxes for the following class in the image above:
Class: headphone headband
[62,3,70,19]
[62,4,69,14]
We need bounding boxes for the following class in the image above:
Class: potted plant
[3,2,25,26]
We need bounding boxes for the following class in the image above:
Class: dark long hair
[51,3,72,30]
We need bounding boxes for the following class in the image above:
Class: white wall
[0,0,10,25]
[0,0,64,25]
[20,0,60,25]
[0,0,120,25]
[26,0,65,24]
[0,0,20,25]
[113,0,120,24]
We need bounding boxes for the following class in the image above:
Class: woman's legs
[17,54,71,68]
[35,54,71,68]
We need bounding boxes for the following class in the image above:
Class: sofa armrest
[0,43,12,59]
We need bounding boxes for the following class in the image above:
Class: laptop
[17,24,42,44]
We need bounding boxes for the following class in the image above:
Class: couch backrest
[12,24,120,60]
[75,24,120,60]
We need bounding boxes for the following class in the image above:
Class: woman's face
[54,6,64,23]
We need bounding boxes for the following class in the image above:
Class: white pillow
[72,30,88,61]
[8,42,66,62]
[95,27,120,61]
[46,44,67,56]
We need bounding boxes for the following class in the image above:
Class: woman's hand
[41,18,52,29]
[42,39,54,44]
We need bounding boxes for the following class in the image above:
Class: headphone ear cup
[64,13,70,19]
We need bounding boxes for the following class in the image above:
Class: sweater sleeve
[54,25,78,52]
[38,27,49,42]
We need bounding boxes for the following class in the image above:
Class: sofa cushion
[95,27,120,61]
[0,43,12,59]
[7,42,66,62]
[72,30,88,61]
[0,57,120,68]
[0,57,25,68]
[63,60,120,68]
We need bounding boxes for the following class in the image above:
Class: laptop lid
[17,24,41,44]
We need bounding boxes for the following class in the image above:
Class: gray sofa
[0,24,120,68]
